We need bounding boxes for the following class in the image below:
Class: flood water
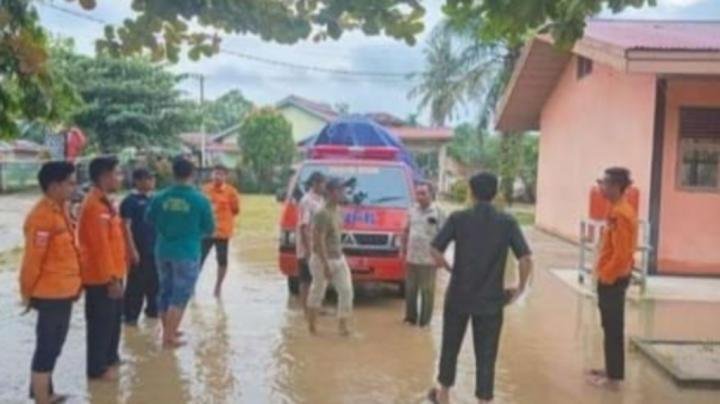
[1,195,719,403]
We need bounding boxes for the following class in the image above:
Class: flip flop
[51,394,69,404]
[427,388,440,404]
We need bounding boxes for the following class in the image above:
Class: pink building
[497,20,720,276]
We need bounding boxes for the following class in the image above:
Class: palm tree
[409,22,513,128]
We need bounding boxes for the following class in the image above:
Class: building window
[576,56,593,80]
[678,107,720,190]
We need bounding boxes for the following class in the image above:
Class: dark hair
[132,168,154,183]
[172,157,195,180]
[605,167,632,193]
[415,181,435,197]
[325,177,346,191]
[213,164,228,173]
[89,156,119,184]
[38,161,75,192]
[469,172,498,202]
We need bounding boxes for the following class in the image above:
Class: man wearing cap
[120,168,159,325]
[296,171,326,310]
[586,167,638,390]
[307,177,354,336]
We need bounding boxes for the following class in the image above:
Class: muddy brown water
[1,195,719,403]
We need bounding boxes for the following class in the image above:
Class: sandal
[427,388,439,404]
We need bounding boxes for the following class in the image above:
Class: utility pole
[186,73,206,167]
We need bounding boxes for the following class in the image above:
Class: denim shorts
[156,258,200,312]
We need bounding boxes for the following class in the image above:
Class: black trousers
[201,238,229,268]
[597,276,630,380]
[85,285,122,378]
[438,307,503,401]
[123,254,159,323]
[28,298,73,398]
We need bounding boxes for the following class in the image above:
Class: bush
[449,179,469,203]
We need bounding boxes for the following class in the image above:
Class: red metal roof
[585,19,720,51]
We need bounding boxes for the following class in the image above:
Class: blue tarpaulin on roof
[304,116,424,181]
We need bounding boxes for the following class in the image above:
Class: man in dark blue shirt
[120,168,158,325]
[428,172,533,404]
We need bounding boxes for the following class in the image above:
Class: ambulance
[277,145,415,296]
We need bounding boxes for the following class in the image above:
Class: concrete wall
[277,106,328,143]
[658,79,720,274]
[536,57,656,241]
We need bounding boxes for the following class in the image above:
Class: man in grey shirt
[403,182,445,327]
[428,172,533,404]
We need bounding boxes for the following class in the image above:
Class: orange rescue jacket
[78,187,127,285]
[203,183,240,239]
[19,197,82,300]
[596,198,638,285]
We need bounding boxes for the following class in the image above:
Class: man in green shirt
[306,177,354,336]
[146,158,214,348]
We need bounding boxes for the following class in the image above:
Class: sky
[37,0,720,127]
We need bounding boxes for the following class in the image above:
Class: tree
[0,0,79,137]
[238,108,295,193]
[443,0,655,47]
[53,43,197,152]
[448,122,484,168]
[201,89,253,134]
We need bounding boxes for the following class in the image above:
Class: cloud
[659,0,704,7]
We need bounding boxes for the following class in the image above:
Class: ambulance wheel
[288,276,300,295]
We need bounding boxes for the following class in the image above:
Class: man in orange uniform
[78,156,127,381]
[20,162,81,404]
[587,167,638,390]
[201,164,240,298]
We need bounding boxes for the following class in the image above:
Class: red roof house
[497,19,720,275]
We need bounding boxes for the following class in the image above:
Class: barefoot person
[403,182,445,327]
[428,172,533,404]
[306,177,354,336]
[146,158,214,347]
[296,172,326,309]
[586,167,638,390]
[20,162,81,404]
[121,168,159,325]
[201,164,240,298]
[78,156,127,381]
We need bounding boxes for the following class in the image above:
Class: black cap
[305,171,326,187]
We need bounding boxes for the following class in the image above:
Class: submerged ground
[0,195,718,403]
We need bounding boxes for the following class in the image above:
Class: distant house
[179,124,242,167]
[0,140,46,161]
[276,95,340,143]
[277,95,454,191]
[496,20,720,275]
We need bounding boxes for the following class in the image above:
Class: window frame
[675,106,720,194]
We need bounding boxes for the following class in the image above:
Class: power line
[39,2,417,79]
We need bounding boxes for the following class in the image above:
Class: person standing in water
[120,168,159,325]
[20,162,81,404]
[306,177,354,336]
[586,167,638,390]
[146,158,215,348]
[78,156,127,381]
[403,182,445,327]
[201,164,241,298]
[428,172,533,404]
[296,172,326,310]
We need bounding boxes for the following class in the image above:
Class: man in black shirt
[120,168,159,325]
[428,172,533,404]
